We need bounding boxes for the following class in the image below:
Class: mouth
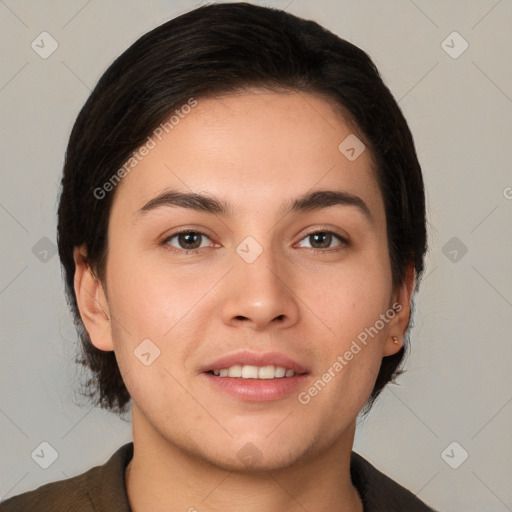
[207,364,301,379]
[201,351,309,402]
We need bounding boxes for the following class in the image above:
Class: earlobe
[382,262,416,357]
[382,334,403,356]
[73,246,114,351]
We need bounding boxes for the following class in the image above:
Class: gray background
[1,0,511,510]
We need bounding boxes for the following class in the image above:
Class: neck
[125,408,363,512]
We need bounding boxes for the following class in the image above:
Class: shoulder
[0,443,133,512]
[350,451,439,511]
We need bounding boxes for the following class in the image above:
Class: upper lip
[201,350,309,374]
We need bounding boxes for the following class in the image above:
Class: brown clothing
[0,442,438,511]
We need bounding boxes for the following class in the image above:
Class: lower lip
[202,372,309,402]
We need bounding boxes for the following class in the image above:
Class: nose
[221,242,300,331]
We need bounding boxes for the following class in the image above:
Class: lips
[200,350,309,402]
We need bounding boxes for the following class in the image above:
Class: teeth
[258,365,275,379]
[275,366,286,378]
[228,365,242,377]
[241,365,258,378]
[211,364,296,379]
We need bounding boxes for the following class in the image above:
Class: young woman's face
[86,89,410,470]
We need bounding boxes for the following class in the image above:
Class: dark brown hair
[57,2,427,417]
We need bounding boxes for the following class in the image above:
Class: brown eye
[310,232,333,249]
[164,231,211,251]
[296,231,348,251]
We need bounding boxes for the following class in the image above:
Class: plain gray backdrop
[1,1,511,511]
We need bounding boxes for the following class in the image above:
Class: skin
[74,89,414,512]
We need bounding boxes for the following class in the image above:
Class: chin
[197,436,312,474]
[212,449,304,474]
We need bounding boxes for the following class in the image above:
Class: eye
[296,230,348,252]
[161,228,349,255]
[163,230,213,252]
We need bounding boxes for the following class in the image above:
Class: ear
[382,261,416,356]
[73,245,114,351]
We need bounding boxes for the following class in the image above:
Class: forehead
[110,90,383,223]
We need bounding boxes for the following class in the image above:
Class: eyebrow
[137,189,374,224]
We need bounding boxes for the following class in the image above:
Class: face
[76,89,411,471]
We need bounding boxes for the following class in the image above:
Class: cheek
[105,247,213,339]
[104,262,205,413]
[103,252,226,394]
[304,254,393,347]
[295,263,393,427]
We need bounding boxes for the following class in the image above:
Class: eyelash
[161,228,349,255]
